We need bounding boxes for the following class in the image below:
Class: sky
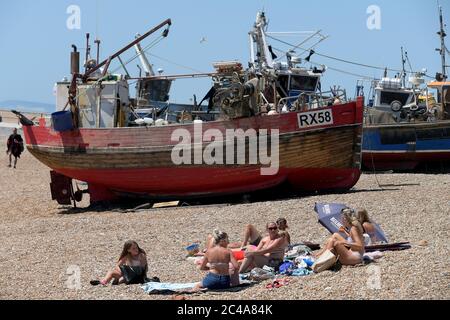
[0,0,448,109]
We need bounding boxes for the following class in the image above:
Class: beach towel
[141,282,198,294]
[291,268,313,276]
[141,280,254,294]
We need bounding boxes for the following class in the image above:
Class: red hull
[61,167,361,201]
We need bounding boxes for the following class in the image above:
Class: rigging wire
[109,32,205,75]
[147,53,206,74]
[110,35,165,74]
[270,45,376,80]
[308,60,375,80]
[266,34,422,74]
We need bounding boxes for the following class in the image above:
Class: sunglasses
[268,227,278,231]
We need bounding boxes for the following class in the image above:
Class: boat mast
[134,34,155,76]
[437,5,448,81]
[401,47,407,88]
[250,12,274,72]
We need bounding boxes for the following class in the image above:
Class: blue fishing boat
[362,80,450,170]
[362,7,450,171]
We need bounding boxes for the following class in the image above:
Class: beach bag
[312,250,337,273]
[119,265,146,284]
[250,267,275,281]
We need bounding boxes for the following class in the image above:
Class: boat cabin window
[290,75,318,92]
[443,87,450,104]
[379,91,410,106]
[443,86,450,118]
[277,75,318,94]
[138,79,172,103]
[278,75,289,93]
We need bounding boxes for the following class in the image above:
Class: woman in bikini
[324,209,365,265]
[194,230,239,290]
[356,209,377,244]
[92,240,149,286]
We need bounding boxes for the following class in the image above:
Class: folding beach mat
[314,203,389,243]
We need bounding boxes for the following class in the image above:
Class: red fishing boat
[17,14,364,205]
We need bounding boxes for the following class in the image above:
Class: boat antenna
[94,39,101,65]
[401,47,407,87]
[405,50,414,74]
[436,5,448,81]
[251,11,274,71]
[84,33,91,73]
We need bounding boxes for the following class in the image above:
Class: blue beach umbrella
[314,203,388,243]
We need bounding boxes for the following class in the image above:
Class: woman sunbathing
[323,209,365,265]
[239,222,289,273]
[240,217,291,249]
[194,230,239,290]
[91,240,149,286]
[356,209,377,244]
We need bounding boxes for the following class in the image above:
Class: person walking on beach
[6,128,24,169]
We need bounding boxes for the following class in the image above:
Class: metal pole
[438,6,447,80]
[85,33,90,73]
[134,35,155,76]
[95,39,101,64]
[401,47,406,88]
[249,33,255,69]
[117,56,131,78]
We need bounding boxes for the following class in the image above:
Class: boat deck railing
[276,89,348,111]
